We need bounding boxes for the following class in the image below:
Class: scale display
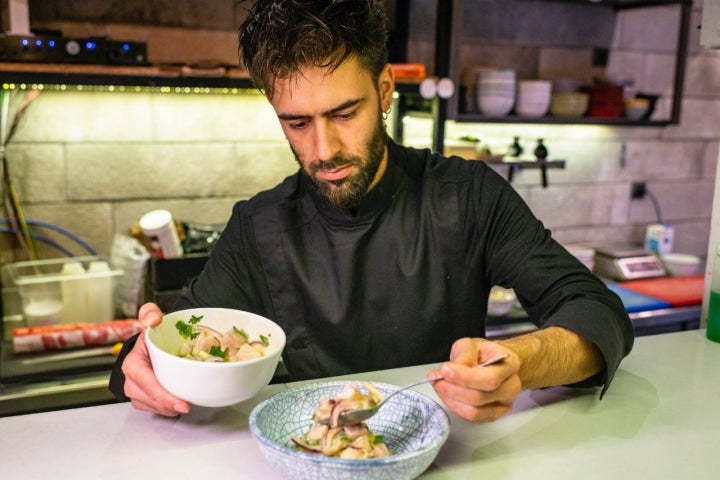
[615,256,666,279]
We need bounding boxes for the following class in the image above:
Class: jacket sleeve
[473,163,634,395]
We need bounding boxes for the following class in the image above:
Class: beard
[293,111,388,210]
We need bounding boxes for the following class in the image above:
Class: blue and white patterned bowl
[249,381,450,480]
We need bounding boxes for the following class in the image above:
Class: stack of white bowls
[476,69,516,117]
[515,80,552,118]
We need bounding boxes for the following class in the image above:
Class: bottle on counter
[706,242,720,343]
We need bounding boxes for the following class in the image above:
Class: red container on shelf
[583,84,624,118]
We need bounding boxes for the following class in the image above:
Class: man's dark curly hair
[238,0,389,99]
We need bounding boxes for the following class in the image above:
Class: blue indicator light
[122,43,130,51]
[21,39,29,47]
[85,41,97,50]
[48,40,56,47]
[35,39,42,47]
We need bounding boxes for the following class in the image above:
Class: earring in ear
[382,106,392,120]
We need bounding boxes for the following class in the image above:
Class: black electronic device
[0,34,148,65]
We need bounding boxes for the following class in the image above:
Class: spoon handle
[384,353,510,402]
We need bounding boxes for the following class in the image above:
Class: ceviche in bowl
[146,308,286,407]
[249,381,450,480]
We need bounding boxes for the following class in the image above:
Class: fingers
[433,338,522,423]
[138,302,163,328]
[122,330,190,417]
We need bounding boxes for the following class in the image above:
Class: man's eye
[335,111,355,121]
[289,120,309,129]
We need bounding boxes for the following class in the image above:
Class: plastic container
[706,243,720,343]
[5,256,123,326]
[61,261,88,324]
[86,260,114,323]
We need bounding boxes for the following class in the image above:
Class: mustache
[310,156,354,172]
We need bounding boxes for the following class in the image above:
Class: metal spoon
[322,353,510,428]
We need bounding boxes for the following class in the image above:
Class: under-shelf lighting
[1,82,259,96]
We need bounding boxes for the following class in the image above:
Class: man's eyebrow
[277,97,364,121]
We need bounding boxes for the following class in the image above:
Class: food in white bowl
[146,308,286,407]
[660,253,702,276]
[249,380,450,480]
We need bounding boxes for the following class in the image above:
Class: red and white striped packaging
[12,319,142,353]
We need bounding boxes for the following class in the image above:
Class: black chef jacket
[110,140,633,399]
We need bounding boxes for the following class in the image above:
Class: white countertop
[2,329,718,479]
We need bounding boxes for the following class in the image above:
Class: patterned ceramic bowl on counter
[249,380,450,480]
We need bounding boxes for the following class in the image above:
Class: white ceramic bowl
[146,307,286,407]
[478,94,515,116]
[661,253,702,276]
[487,286,517,316]
[250,381,450,480]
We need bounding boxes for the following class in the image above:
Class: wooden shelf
[455,112,671,127]
[0,62,424,94]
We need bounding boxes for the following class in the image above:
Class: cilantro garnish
[175,315,204,339]
[208,345,227,360]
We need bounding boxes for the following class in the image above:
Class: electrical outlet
[631,182,646,199]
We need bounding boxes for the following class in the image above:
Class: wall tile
[613,140,704,180]
[151,92,281,142]
[233,142,299,195]
[664,98,720,139]
[21,203,115,258]
[65,142,240,200]
[702,141,720,180]
[613,6,680,52]
[5,144,65,203]
[628,181,715,223]
[9,91,154,143]
[684,52,720,96]
[642,53,677,97]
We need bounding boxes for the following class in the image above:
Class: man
[110,0,634,422]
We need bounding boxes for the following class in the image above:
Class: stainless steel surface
[0,371,116,416]
[0,338,119,417]
[0,307,700,417]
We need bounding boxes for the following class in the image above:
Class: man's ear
[378,63,395,112]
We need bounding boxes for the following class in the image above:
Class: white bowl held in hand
[146,307,286,407]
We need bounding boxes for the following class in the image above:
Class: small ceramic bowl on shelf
[624,98,650,121]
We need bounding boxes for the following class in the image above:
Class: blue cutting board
[606,283,671,313]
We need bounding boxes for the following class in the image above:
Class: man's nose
[313,120,341,161]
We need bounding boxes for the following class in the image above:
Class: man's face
[269,58,395,208]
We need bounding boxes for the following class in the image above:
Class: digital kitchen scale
[593,245,666,281]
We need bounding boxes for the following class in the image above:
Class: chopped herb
[208,345,227,359]
[233,326,249,341]
[175,319,200,340]
[260,334,270,347]
[175,315,203,339]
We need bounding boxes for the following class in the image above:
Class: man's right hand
[121,302,191,417]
